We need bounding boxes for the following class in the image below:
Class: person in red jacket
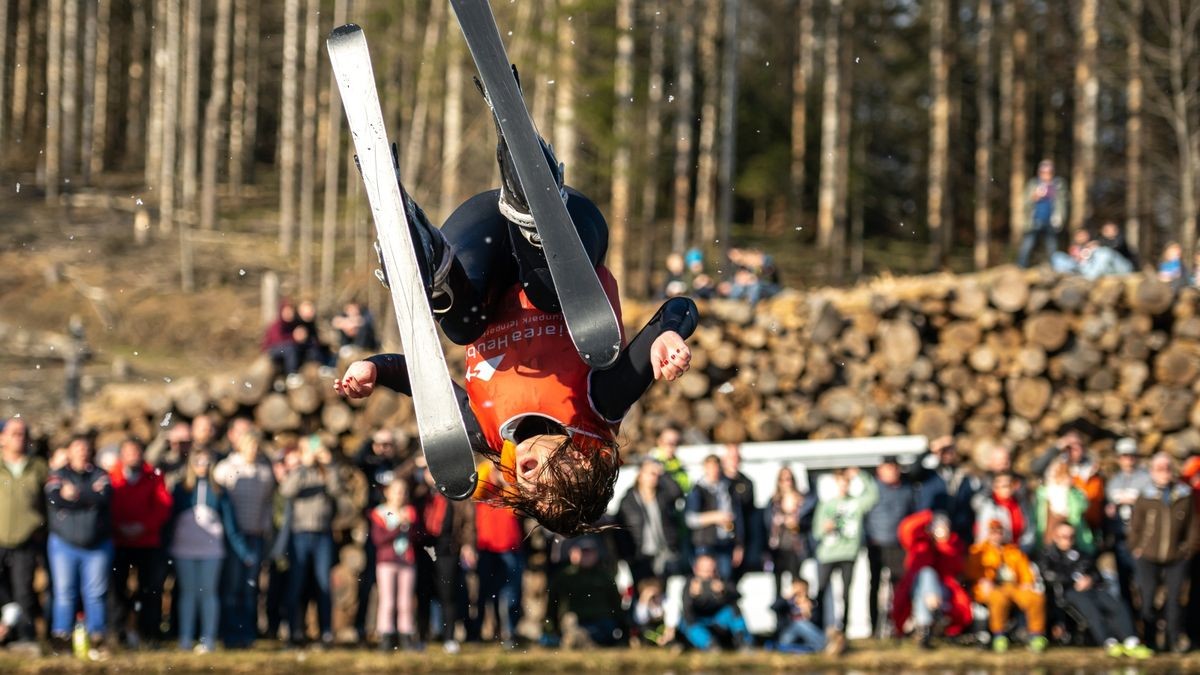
[473,463,526,647]
[892,510,972,648]
[108,437,173,647]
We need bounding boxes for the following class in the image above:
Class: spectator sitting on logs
[965,519,1048,653]
[1030,427,1106,536]
[684,248,717,299]
[892,510,973,649]
[1017,159,1068,269]
[293,299,333,374]
[1039,521,1151,658]
[721,248,780,306]
[331,302,379,354]
[543,537,626,648]
[770,577,826,653]
[677,553,752,651]
[663,252,688,298]
[1095,220,1139,268]
[1051,228,1133,280]
[1128,453,1198,653]
[262,299,300,377]
[1157,241,1185,288]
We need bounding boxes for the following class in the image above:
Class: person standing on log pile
[0,417,48,647]
[1017,159,1068,269]
[1128,453,1198,653]
[1030,428,1106,539]
[351,428,402,645]
[1104,438,1151,608]
[911,436,980,544]
[721,444,758,583]
[864,457,915,638]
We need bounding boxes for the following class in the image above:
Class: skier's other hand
[334,360,378,398]
[651,331,691,381]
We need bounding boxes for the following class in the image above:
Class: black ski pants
[437,188,608,346]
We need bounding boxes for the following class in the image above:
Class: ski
[449,0,622,369]
[327,24,478,500]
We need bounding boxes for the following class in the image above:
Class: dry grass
[0,641,1197,673]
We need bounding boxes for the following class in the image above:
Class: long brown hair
[183,448,221,496]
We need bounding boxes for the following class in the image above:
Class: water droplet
[239,269,246,276]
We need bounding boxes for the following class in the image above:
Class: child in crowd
[369,478,418,651]
[1158,242,1184,285]
[630,577,671,646]
[678,554,751,651]
[771,578,826,653]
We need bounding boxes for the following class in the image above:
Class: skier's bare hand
[334,360,378,398]
[651,331,691,381]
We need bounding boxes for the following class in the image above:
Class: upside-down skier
[334,89,699,537]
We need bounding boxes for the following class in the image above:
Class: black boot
[379,633,398,652]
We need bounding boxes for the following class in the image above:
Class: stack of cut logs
[80,266,1200,466]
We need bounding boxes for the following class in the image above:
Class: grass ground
[0,641,1197,674]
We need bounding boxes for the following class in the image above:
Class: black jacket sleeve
[366,353,412,397]
[588,297,699,422]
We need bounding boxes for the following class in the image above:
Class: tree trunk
[609,0,635,289]
[279,0,301,254]
[815,0,843,256]
[716,0,741,270]
[60,0,79,182]
[553,0,580,177]
[179,0,200,216]
[831,2,853,283]
[439,32,464,221]
[1007,5,1028,251]
[45,0,63,200]
[158,0,181,232]
[532,0,556,130]
[927,0,950,266]
[974,0,994,270]
[298,0,321,296]
[145,0,165,188]
[670,0,697,254]
[1069,0,1099,233]
[692,0,722,250]
[638,0,667,296]
[228,0,249,194]
[200,0,233,232]
[0,0,9,156]
[79,0,96,183]
[790,0,815,232]
[124,0,147,170]
[1125,0,1144,255]
[242,0,260,186]
[401,0,444,188]
[321,0,349,308]
[9,0,33,147]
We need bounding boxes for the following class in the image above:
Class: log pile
[75,266,1200,467]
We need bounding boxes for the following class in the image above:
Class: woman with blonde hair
[1034,457,1094,554]
[168,449,251,653]
[765,465,813,600]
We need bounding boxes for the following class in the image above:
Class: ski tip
[436,470,479,502]
[580,343,621,370]
[328,23,362,41]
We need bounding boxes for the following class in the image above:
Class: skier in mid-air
[334,82,699,537]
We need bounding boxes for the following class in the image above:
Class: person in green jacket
[0,417,48,644]
[1034,457,1095,555]
[814,466,879,639]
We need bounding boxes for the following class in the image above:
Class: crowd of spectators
[262,300,379,382]
[663,247,780,306]
[1,414,1199,660]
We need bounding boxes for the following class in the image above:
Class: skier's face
[513,434,569,489]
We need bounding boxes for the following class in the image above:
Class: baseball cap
[1115,438,1138,456]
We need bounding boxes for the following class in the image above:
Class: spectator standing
[965,520,1047,653]
[191,414,219,456]
[1035,458,1095,554]
[1128,453,1198,652]
[912,436,980,543]
[684,248,717,299]
[1017,159,1068,268]
[765,465,815,600]
[677,554,751,651]
[352,429,402,644]
[813,467,878,640]
[44,435,113,654]
[722,444,758,580]
[892,511,973,648]
[684,455,744,580]
[1180,451,1200,651]
[147,421,193,492]
[1104,437,1150,606]
[1031,429,1106,532]
[109,438,173,648]
[169,449,250,653]
[278,436,344,647]
[1039,522,1150,658]
[618,459,683,585]
[864,457,914,637]
[972,471,1032,549]
[369,478,418,651]
[770,578,826,653]
[213,430,276,648]
[473,463,525,647]
[544,538,626,648]
[649,426,689,496]
[0,417,47,645]
[415,460,475,654]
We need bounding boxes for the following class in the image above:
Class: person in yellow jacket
[965,519,1048,653]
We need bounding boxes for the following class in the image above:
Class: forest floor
[0,641,1197,674]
